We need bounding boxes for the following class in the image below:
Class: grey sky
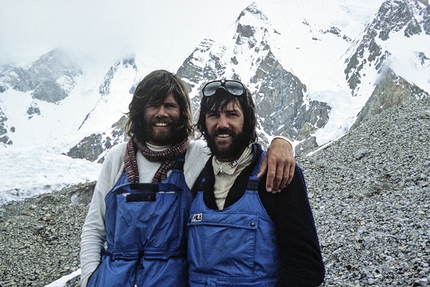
[0,0,384,73]
[0,0,252,70]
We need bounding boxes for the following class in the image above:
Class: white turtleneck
[212,145,253,210]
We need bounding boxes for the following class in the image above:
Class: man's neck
[216,147,247,163]
[146,142,171,151]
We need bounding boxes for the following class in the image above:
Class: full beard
[145,123,181,146]
[206,130,249,160]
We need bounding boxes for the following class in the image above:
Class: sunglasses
[202,80,246,97]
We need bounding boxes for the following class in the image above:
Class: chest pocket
[188,211,259,277]
[106,182,186,258]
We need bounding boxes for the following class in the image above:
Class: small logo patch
[191,213,202,222]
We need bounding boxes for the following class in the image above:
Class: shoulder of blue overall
[172,153,186,170]
[248,154,265,189]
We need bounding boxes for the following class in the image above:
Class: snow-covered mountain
[1,0,429,204]
[179,0,430,152]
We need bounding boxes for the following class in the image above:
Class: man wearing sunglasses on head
[187,79,325,286]
[80,70,296,287]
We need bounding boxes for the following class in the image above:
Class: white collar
[212,146,252,175]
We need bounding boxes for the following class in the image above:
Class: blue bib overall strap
[188,147,280,287]
[88,154,192,287]
[246,150,266,190]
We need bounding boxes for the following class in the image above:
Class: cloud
[0,0,384,73]
[0,0,253,71]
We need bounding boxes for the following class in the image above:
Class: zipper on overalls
[133,250,144,287]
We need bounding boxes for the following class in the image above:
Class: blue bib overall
[87,156,193,287]
[187,152,280,287]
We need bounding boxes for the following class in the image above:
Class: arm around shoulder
[80,143,126,286]
[259,138,296,192]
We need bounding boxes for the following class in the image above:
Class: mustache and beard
[205,128,249,161]
[144,120,181,146]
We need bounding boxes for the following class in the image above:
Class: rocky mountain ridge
[178,2,332,152]
[345,0,430,131]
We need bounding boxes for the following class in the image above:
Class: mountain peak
[237,2,268,22]
[374,0,430,40]
[99,56,137,97]
[233,2,279,48]
[0,48,82,103]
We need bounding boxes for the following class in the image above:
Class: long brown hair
[125,70,193,144]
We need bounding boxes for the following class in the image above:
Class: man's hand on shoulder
[257,137,295,193]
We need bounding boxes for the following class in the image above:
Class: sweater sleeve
[260,164,325,286]
[79,144,125,287]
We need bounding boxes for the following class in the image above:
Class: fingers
[264,154,285,193]
[264,156,296,193]
[267,161,288,193]
[286,161,295,186]
[257,154,278,193]
[272,161,294,193]
[258,137,296,192]
[277,172,288,193]
[270,160,282,193]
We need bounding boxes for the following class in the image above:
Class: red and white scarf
[124,137,188,183]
